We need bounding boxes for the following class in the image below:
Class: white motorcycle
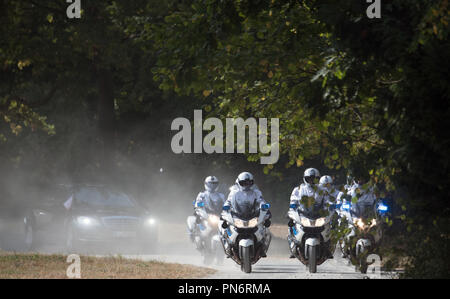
[338,200,389,273]
[219,203,272,273]
[287,203,335,273]
[189,201,224,265]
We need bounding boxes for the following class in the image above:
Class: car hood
[72,207,148,218]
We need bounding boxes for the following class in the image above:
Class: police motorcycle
[219,202,271,273]
[338,198,389,273]
[190,200,225,265]
[287,201,336,273]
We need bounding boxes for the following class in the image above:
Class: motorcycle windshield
[298,203,328,219]
[231,198,259,221]
[204,199,223,216]
[351,202,376,219]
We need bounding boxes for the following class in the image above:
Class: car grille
[102,217,139,231]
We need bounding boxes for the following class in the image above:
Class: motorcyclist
[345,172,377,215]
[288,168,334,258]
[338,171,378,258]
[289,168,323,212]
[187,176,225,244]
[319,175,341,204]
[288,168,319,256]
[221,172,271,257]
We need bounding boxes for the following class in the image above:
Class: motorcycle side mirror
[261,203,270,211]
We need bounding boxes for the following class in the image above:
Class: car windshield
[74,188,135,208]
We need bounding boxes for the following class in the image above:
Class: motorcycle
[188,201,224,265]
[287,203,336,273]
[338,199,389,273]
[219,203,271,273]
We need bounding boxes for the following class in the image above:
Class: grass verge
[0,251,216,279]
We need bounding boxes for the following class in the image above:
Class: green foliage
[1,0,448,277]
[148,0,450,277]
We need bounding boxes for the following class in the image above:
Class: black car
[24,185,159,253]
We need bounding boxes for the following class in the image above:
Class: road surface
[0,217,394,279]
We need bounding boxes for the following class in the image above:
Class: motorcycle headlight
[233,217,258,228]
[353,218,366,229]
[248,217,258,228]
[208,215,220,226]
[300,217,311,227]
[315,217,326,227]
[234,219,245,228]
[76,216,100,227]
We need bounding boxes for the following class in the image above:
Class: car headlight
[144,217,156,226]
[76,216,100,227]
[208,215,220,226]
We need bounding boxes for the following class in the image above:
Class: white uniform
[343,183,377,218]
[290,183,328,210]
[187,190,225,240]
[224,184,266,215]
[348,184,376,204]
[194,190,225,214]
[320,185,342,204]
[221,183,271,257]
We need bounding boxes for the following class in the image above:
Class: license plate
[113,231,136,238]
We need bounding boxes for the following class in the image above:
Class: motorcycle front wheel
[356,244,368,274]
[241,246,252,273]
[308,245,317,273]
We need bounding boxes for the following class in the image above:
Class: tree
[147,0,450,277]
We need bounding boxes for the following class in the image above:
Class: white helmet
[303,168,320,186]
[319,175,333,185]
[204,176,219,192]
[236,172,254,191]
[319,175,333,189]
